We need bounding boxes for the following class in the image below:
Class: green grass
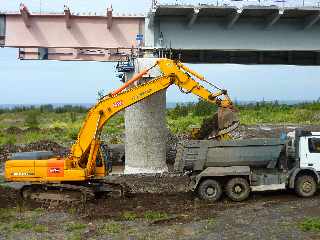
[0,133,17,145]
[65,222,86,231]
[100,222,122,235]
[122,211,138,221]
[67,207,77,215]
[0,208,15,221]
[0,176,6,184]
[168,104,320,134]
[1,102,320,146]
[33,224,48,233]
[299,217,320,232]
[67,232,82,240]
[13,221,33,230]
[167,114,204,134]
[143,211,169,221]
[238,108,317,125]
[0,111,125,146]
[206,218,216,226]
[0,207,47,234]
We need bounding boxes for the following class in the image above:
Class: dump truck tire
[295,175,317,198]
[198,179,222,201]
[226,177,250,202]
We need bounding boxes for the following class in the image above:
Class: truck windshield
[308,138,320,153]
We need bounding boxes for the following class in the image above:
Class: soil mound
[0,140,68,162]
[24,127,41,132]
[5,127,23,135]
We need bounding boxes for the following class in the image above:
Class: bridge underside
[150,5,320,65]
[169,50,320,65]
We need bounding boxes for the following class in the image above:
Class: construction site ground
[1,124,320,239]
[0,187,320,239]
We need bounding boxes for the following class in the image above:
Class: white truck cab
[299,132,320,171]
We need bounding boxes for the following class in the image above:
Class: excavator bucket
[195,107,239,140]
[217,107,239,131]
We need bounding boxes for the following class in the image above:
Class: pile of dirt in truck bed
[0,140,69,163]
[196,113,219,140]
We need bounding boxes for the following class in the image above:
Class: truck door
[301,137,320,170]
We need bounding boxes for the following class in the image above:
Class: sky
[0,0,320,104]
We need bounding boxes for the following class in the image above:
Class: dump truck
[174,129,320,201]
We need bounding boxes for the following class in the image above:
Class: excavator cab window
[96,151,103,167]
[100,145,112,173]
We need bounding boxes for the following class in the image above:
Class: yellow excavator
[4,59,239,203]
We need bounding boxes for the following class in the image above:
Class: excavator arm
[69,59,238,177]
[156,59,234,108]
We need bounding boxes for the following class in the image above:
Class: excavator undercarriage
[20,181,127,206]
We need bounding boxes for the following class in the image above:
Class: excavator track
[20,184,95,206]
[19,181,128,206]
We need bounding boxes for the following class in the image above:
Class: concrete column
[124,58,168,174]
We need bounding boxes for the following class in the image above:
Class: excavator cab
[94,145,112,178]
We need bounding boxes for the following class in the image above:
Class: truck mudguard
[190,166,250,190]
[288,167,320,189]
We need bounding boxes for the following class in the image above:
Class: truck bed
[174,138,286,172]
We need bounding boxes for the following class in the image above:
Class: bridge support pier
[124,58,168,174]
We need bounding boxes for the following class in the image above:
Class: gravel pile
[108,174,190,194]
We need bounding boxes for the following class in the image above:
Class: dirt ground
[1,124,320,239]
[0,186,320,239]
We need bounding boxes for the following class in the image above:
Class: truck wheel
[295,175,317,198]
[198,179,222,201]
[226,177,250,202]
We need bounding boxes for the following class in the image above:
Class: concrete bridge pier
[124,58,168,174]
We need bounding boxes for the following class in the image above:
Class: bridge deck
[2,4,320,64]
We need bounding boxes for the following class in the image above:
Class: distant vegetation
[0,101,319,146]
[167,100,320,133]
[0,104,88,114]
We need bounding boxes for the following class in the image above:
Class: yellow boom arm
[69,59,234,176]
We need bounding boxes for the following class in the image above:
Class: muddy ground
[1,124,320,239]
[0,186,320,239]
